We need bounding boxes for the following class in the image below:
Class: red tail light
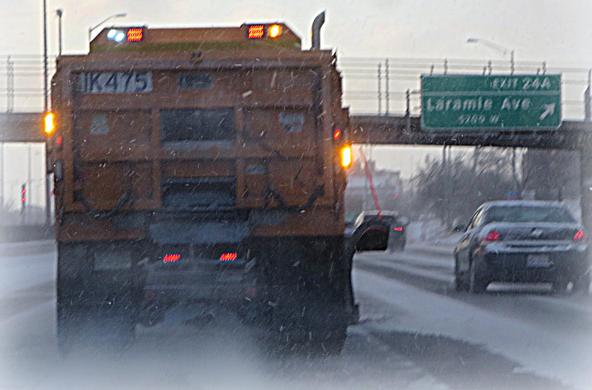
[333,128,343,141]
[219,252,238,262]
[573,229,586,242]
[163,253,181,263]
[483,230,501,242]
[392,226,404,232]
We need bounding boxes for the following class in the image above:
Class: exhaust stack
[311,11,326,50]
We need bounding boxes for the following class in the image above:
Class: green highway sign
[421,74,561,131]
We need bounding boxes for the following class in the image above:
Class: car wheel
[573,273,591,295]
[454,276,467,292]
[388,241,401,253]
[469,259,488,294]
[454,257,467,292]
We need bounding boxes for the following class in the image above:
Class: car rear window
[485,206,575,224]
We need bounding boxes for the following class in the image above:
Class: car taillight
[392,226,404,232]
[483,230,501,242]
[333,128,343,142]
[573,229,586,242]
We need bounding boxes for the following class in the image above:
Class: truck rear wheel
[251,237,350,356]
[270,304,347,356]
[56,242,144,354]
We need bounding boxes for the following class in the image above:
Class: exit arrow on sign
[540,103,556,120]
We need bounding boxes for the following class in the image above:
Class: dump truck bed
[50,31,349,242]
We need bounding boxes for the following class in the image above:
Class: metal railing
[339,57,592,120]
[0,54,590,120]
[0,55,56,113]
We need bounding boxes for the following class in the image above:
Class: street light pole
[466,37,515,74]
[466,37,518,198]
[0,143,4,209]
[42,0,48,111]
[43,0,52,226]
[56,9,63,56]
[88,13,127,43]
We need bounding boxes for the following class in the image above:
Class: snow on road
[0,240,56,293]
[355,249,592,390]
[1,240,591,389]
[0,243,445,390]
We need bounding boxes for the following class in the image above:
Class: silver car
[454,201,590,294]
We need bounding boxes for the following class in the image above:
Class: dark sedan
[353,211,409,252]
[454,201,590,294]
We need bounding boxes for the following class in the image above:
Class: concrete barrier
[406,244,454,257]
[0,239,56,257]
[0,225,54,243]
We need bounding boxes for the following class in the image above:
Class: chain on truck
[44,19,389,354]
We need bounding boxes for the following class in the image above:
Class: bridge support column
[580,143,592,239]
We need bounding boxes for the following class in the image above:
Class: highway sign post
[421,74,561,131]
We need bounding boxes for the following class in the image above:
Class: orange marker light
[44,112,56,136]
[340,144,353,169]
[267,24,282,39]
[247,25,265,39]
[126,27,144,42]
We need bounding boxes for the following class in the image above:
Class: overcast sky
[2,0,592,62]
[1,0,591,208]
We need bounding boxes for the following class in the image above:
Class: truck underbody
[57,230,355,355]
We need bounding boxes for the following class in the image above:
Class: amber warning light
[246,23,283,40]
[340,145,353,169]
[126,27,144,42]
[267,24,282,39]
[106,27,144,43]
[247,25,265,39]
[44,112,56,136]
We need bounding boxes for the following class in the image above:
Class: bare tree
[411,150,515,226]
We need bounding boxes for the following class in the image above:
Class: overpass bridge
[4,111,591,149]
[350,115,592,150]
[1,53,592,232]
[0,113,43,143]
[2,112,591,231]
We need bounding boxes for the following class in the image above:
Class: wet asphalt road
[0,241,590,390]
